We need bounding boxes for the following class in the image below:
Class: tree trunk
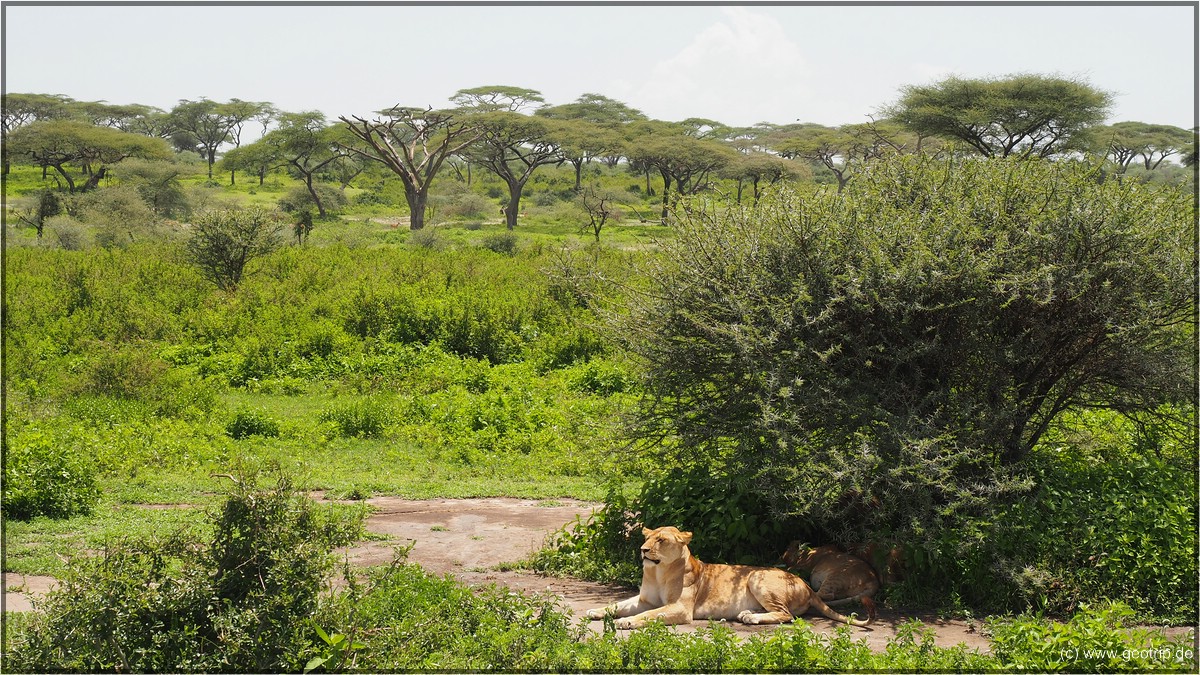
[504,178,525,230]
[660,171,672,224]
[406,186,428,230]
[52,164,77,193]
[82,166,107,191]
[571,158,584,191]
[305,175,327,218]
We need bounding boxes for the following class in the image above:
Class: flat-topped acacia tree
[339,106,483,230]
[463,111,567,230]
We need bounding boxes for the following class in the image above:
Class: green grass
[4,493,212,577]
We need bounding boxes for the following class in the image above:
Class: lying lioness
[781,542,879,623]
[586,526,873,629]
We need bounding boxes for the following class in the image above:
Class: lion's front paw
[585,608,607,620]
[614,617,639,630]
[737,610,760,625]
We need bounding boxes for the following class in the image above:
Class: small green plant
[481,231,518,255]
[304,621,367,673]
[5,468,366,672]
[226,408,281,439]
[408,227,445,250]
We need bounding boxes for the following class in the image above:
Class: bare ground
[8,496,1192,655]
[324,495,994,653]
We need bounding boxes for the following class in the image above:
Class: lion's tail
[810,593,874,627]
[824,594,878,623]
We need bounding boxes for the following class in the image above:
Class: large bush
[185,206,284,291]
[5,470,364,672]
[621,156,1195,544]
[2,425,99,520]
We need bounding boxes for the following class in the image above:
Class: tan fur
[781,542,880,623]
[585,526,873,630]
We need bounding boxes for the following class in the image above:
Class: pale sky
[3,3,1196,131]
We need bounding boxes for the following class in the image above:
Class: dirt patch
[3,573,58,613]
[325,495,993,652]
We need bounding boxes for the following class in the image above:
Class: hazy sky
[4,3,1196,131]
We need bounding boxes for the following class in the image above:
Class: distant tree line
[4,74,1195,230]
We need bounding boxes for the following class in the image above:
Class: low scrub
[2,423,100,520]
[4,469,365,673]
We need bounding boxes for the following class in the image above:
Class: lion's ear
[642,527,653,537]
[679,530,693,544]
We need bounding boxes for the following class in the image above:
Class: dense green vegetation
[3,78,1196,671]
[6,474,1194,673]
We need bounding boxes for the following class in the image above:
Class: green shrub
[2,426,99,520]
[533,324,609,372]
[408,227,445,250]
[989,602,1197,672]
[481,231,518,255]
[70,343,169,399]
[320,397,394,438]
[567,359,634,395]
[226,408,281,440]
[278,183,348,215]
[889,409,1197,622]
[5,469,365,673]
[621,155,1195,548]
[534,466,791,585]
[531,484,642,585]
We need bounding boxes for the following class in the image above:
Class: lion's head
[640,526,693,567]
[781,542,840,571]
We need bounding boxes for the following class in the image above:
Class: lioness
[586,526,873,629]
[781,542,879,623]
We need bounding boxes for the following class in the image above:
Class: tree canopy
[621,155,1194,541]
[7,120,172,192]
[339,106,483,230]
[888,74,1113,158]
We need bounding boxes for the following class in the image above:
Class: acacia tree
[576,183,622,242]
[723,151,808,204]
[621,156,1194,542]
[6,120,172,192]
[888,74,1112,158]
[450,85,545,113]
[535,93,642,185]
[219,140,279,187]
[463,111,565,229]
[169,98,272,179]
[626,121,737,223]
[2,93,76,174]
[769,122,913,192]
[536,114,626,191]
[250,111,348,217]
[339,106,483,230]
[12,189,62,238]
[1096,121,1193,173]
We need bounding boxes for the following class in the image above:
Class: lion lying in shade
[586,526,873,630]
[781,542,880,623]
